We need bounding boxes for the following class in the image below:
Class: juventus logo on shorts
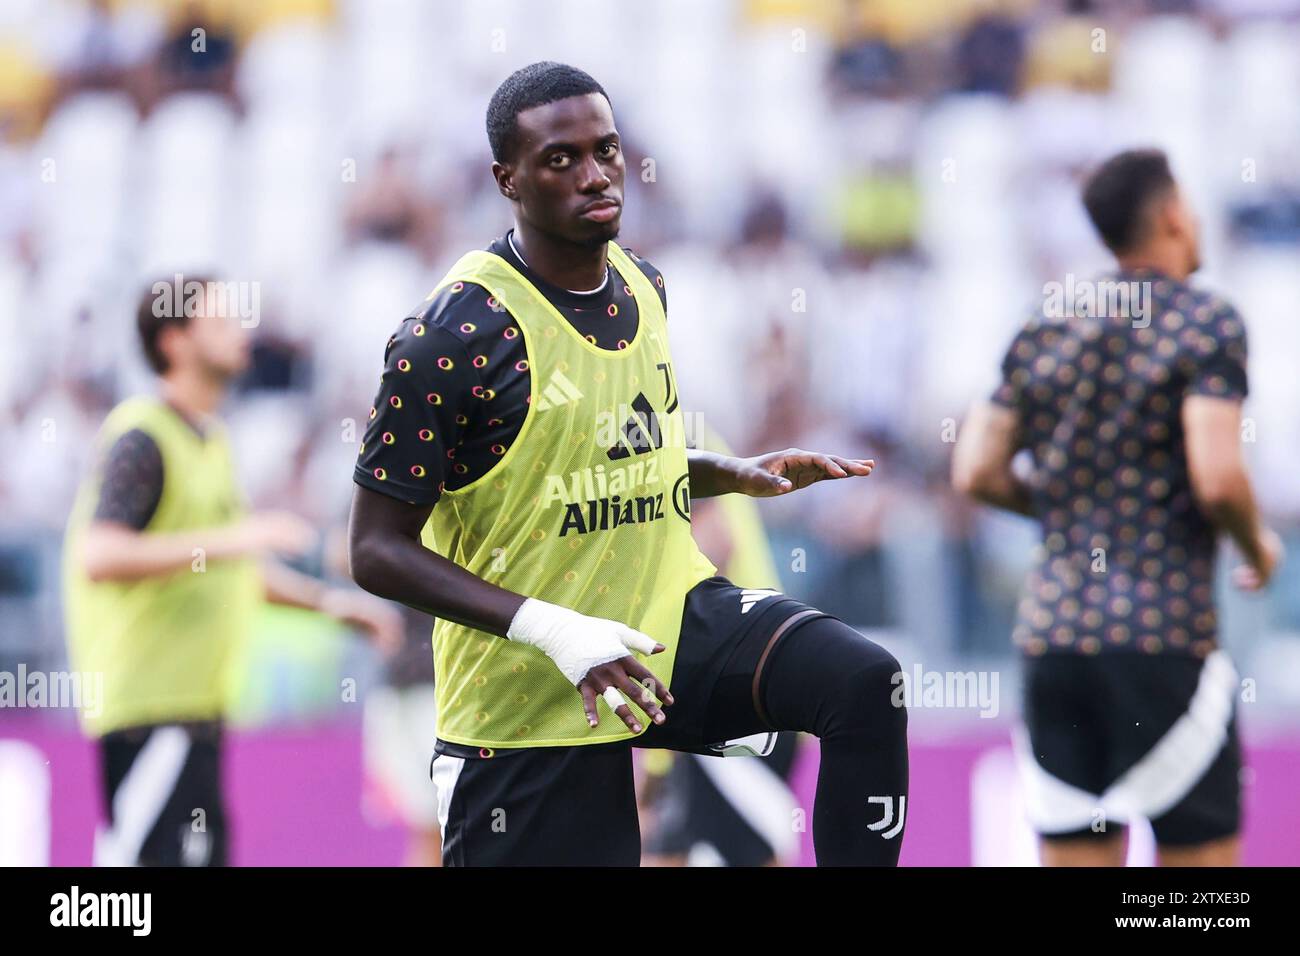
[868,795,906,839]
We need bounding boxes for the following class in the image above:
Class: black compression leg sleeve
[759,615,909,865]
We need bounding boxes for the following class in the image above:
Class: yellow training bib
[419,244,717,748]
[63,398,261,737]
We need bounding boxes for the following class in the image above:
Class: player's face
[502,93,624,247]
[186,288,251,379]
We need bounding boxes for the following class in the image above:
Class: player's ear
[492,160,518,201]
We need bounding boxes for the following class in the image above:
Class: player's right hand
[1234,526,1284,591]
[243,511,319,557]
[577,650,673,733]
[506,597,673,732]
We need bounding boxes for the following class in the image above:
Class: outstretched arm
[688,447,874,498]
[260,558,405,655]
[80,516,305,582]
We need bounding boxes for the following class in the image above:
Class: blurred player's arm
[688,447,873,498]
[259,559,403,654]
[81,514,316,582]
[1183,395,1282,590]
[951,403,1034,517]
[80,428,323,582]
[955,323,1035,516]
[1182,305,1282,590]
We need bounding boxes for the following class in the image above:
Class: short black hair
[1081,148,1177,253]
[486,61,610,163]
[136,276,213,374]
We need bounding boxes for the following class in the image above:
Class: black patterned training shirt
[991,268,1248,657]
[354,231,666,506]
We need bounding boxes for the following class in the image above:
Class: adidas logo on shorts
[740,588,782,614]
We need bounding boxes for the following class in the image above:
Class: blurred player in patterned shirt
[954,149,1282,867]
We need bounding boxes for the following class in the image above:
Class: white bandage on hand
[602,686,628,711]
[506,597,658,686]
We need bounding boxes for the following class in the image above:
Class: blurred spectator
[829,35,907,98]
[155,0,239,104]
[0,41,51,141]
[46,0,162,111]
[343,145,444,262]
[954,13,1026,95]
[1023,0,1113,94]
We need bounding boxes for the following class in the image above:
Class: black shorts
[1017,649,1241,847]
[97,721,228,866]
[430,576,828,866]
[644,731,802,866]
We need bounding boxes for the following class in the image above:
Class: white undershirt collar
[508,230,609,295]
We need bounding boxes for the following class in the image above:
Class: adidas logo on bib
[535,370,585,411]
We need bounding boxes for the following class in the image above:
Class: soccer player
[64,278,401,867]
[348,62,909,866]
[953,149,1283,866]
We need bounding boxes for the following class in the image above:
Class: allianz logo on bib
[542,452,697,537]
[551,472,693,536]
[543,456,671,538]
[543,457,664,508]
[559,491,666,536]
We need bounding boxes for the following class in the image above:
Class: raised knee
[822,635,904,718]
[761,617,906,737]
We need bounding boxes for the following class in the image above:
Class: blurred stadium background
[1,0,1299,865]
